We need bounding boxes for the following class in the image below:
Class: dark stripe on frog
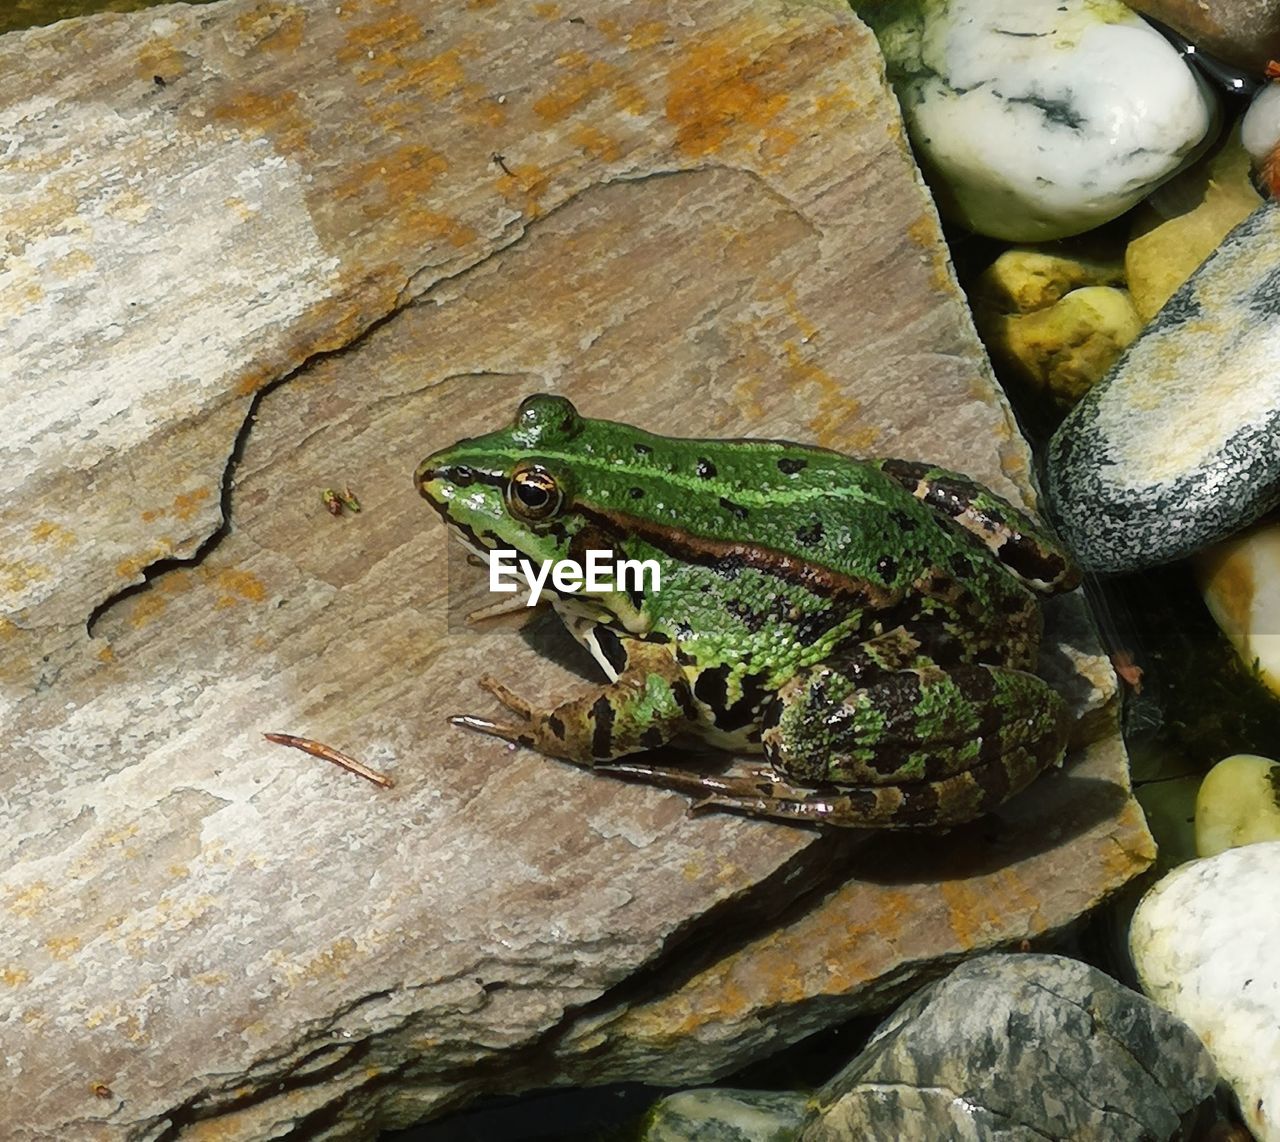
[694,666,770,732]
[777,457,807,475]
[573,506,897,607]
[696,459,717,478]
[589,696,615,759]
[719,496,748,520]
[876,459,1079,591]
[593,626,631,675]
[547,714,567,740]
[640,726,666,750]
[795,519,823,545]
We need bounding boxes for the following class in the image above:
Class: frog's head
[415,394,588,569]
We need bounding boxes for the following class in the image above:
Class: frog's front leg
[452,640,698,762]
[737,660,1072,828]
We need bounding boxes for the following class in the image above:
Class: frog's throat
[576,505,900,607]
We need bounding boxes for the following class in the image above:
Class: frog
[415,394,1082,828]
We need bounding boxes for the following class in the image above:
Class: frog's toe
[476,675,536,719]
[449,713,532,748]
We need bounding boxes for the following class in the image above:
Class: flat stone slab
[0,0,1151,1137]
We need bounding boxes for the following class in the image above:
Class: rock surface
[0,0,1149,1137]
[1126,0,1280,74]
[1132,842,1280,1142]
[1047,198,1280,571]
[1195,753,1280,856]
[802,953,1219,1141]
[856,0,1216,241]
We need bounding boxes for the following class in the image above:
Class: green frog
[416,394,1080,828]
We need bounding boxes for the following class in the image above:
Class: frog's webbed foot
[450,642,699,763]
[449,674,552,755]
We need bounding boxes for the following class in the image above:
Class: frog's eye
[506,462,563,522]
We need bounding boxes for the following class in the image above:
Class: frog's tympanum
[416,395,1081,828]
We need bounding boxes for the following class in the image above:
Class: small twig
[264,733,394,788]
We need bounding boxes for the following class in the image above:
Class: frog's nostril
[453,465,475,485]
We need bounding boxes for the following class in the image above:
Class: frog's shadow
[521,611,1130,883]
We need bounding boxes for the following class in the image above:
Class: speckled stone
[1131,842,1280,1142]
[856,0,1216,241]
[1046,198,1280,571]
[803,953,1218,1141]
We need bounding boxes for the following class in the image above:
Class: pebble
[1196,522,1280,697]
[1046,198,1280,571]
[860,0,1217,241]
[805,953,1216,1141]
[641,1088,810,1142]
[1131,842,1280,1142]
[1195,754,1280,857]
[1242,83,1280,166]
[978,284,1141,408]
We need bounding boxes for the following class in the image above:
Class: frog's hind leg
[451,640,699,763]
[750,661,1071,828]
[873,459,1080,593]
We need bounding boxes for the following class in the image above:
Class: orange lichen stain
[301,936,358,981]
[233,364,279,400]
[22,1009,47,1028]
[495,162,551,217]
[115,542,173,581]
[344,143,449,211]
[460,87,507,129]
[466,0,497,9]
[628,20,670,49]
[811,83,861,125]
[665,31,793,160]
[938,874,1034,948]
[29,520,76,549]
[533,51,611,121]
[533,1,561,17]
[172,487,212,522]
[96,643,115,664]
[1,967,30,987]
[214,569,268,608]
[0,558,49,592]
[127,592,168,630]
[569,124,623,163]
[134,37,187,85]
[392,46,469,100]
[402,208,479,249]
[210,87,313,159]
[46,935,81,961]
[336,7,427,80]
[235,4,307,54]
